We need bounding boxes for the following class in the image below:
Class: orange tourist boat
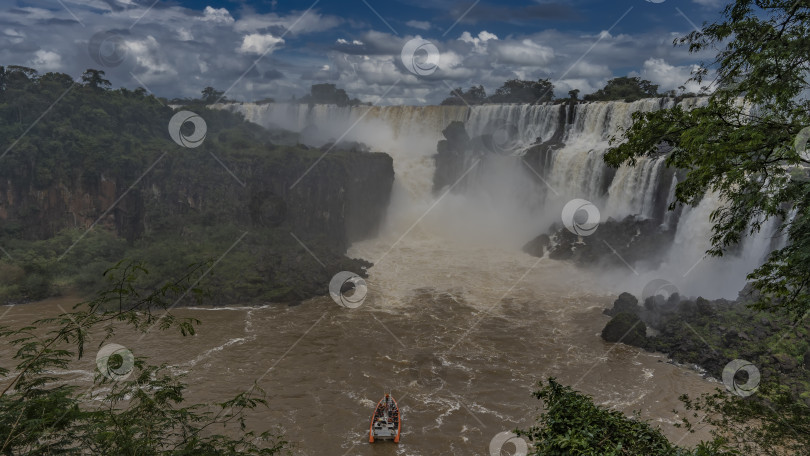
[369,393,401,443]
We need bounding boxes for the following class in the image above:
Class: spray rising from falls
[224,99,779,299]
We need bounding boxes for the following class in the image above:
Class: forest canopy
[439,75,699,105]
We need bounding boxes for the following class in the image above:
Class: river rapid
[1,234,719,455]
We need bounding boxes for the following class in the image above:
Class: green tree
[604,1,810,452]
[466,85,487,103]
[201,86,225,103]
[584,76,659,102]
[488,78,554,103]
[679,380,810,456]
[605,0,810,318]
[516,379,732,455]
[568,88,580,100]
[81,69,111,90]
[5,65,38,84]
[0,67,375,306]
[0,261,289,455]
[440,85,487,105]
[300,83,360,106]
[1,66,39,99]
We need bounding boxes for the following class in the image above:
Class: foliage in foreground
[605,0,810,319]
[680,379,810,456]
[517,378,734,456]
[603,1,810,454]
[0,261,289,455]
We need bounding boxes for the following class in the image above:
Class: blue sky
[1,0,727,104]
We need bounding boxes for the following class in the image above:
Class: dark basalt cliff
[433,120,471,193]
[0,147,393,252]
[532,215,676,268]
[0,144,394,305]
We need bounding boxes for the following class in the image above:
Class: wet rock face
[543,215,675,268]
[521,233,550,257]
[0,148,394,252]
[249,190,287,227]
[433,121,472,193]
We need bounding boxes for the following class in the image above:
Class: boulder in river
[603,292,641,317]
[546,215,675,269]
[522,233,550,257]
[601,312,647,348]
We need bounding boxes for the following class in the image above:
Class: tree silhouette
[81,69,111,90]
[583,77,658,102]
[488,78,554,103]
[201,86,225,103]
[440,85,487,105]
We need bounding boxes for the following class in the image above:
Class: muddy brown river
[0,233,719,455]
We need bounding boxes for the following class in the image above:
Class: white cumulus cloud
[28,50,62,71]
[238,33,284,54]
[459,30,498,53]
[492,39,554,66]
[406,20,431,30]
[201,6,234,24]
[635,58,706,93]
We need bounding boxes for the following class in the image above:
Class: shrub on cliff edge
[517,378,734,455]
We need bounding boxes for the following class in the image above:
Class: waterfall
[223,99,692,219]
[465,104,560,146]
[655,193,781,298]
[223,103,468,202]
[661,175,680,230]
[221,97,778,299]
[605,156,667,220]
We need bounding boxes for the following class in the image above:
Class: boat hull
[369,394,401,443]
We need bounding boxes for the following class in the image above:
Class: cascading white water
[465,104,560,146]
[605,156,668,219]
[222,98,778,299]
[661,176,680,230]
[640,192,781,299]
[549,100,670,206]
